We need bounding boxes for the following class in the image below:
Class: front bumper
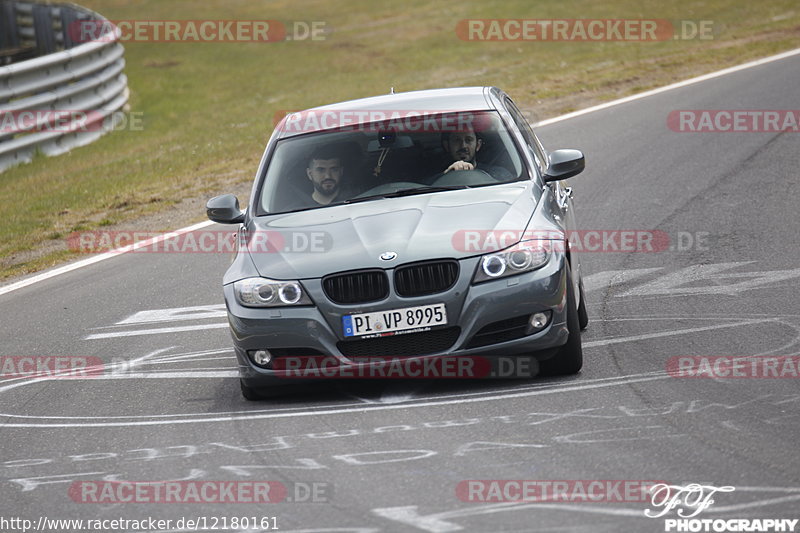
[226,254,571,387]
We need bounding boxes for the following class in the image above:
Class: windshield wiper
[344,185,468,204]
[386,185,468,197]
[342,194,389,204]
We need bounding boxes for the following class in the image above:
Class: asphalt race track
[1,53,799,532]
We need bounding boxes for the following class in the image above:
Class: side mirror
[206,194,245,224]
[543,149,585,182]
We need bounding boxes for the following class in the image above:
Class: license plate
[343,303,447,337]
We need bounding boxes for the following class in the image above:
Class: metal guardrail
[0,1,128,172]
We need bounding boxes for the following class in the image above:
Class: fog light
[248,349,272,368]
[529,311,551,331]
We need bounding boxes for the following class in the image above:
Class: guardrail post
[31,3,54,55]
[59,5,79,49]
[0,1,20,50]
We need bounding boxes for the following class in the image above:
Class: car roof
[276,87,499,138]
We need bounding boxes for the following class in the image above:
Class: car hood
[246,182,549,280]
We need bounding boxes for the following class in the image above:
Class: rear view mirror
[367,134,413,152]
[543,149,585,182]
[206,194,245,224]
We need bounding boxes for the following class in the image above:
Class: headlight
[234,277,312,307]
[472,242,550,283]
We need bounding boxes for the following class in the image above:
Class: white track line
[1,47,799,298]
[0,371,672,427]
[583,318,774,348]
[0,220,214,296]
[85,322,229,339]
[534,47,800,127]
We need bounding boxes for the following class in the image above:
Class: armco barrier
[0,1,128,171]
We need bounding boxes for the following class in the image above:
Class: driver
[440,125,512,180]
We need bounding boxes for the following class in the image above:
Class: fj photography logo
[68,19,328,43]
[456,19,716,41]
[645,483,798,532]
[69,480,332,503]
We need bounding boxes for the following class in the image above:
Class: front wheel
[539,267,583,376]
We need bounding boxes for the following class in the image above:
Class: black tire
[539,268,583,376]
[240,379,265,401]
[577,277,589,331]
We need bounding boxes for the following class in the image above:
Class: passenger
[295,145,346,208]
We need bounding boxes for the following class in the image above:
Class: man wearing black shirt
[305,145,344,205]
[286,145,346,211]
[440,126,512,180]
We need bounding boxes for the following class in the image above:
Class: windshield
[257,110,527,215]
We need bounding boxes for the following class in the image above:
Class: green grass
[1,0,798,279]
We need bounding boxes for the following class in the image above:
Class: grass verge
[1,0,798,280]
